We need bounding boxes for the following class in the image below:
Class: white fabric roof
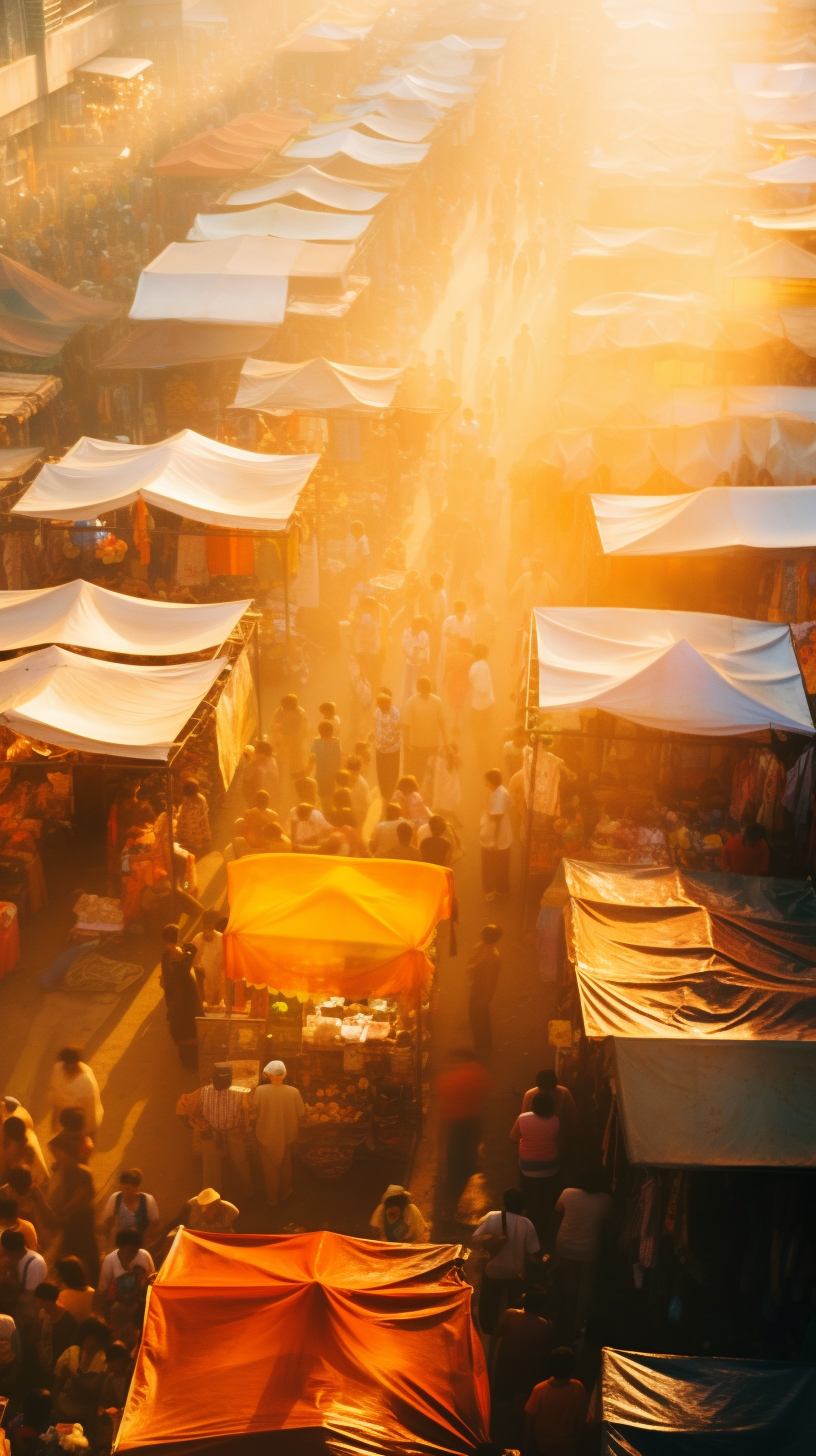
[570,291,742,353]
[187,202,371,243]
[533,606,814,735]
[284,130,429,165]
[308,113,435,141]
[183,0,227,24]
[615,1040,816,1167]
[0,580,248,654]
[342,92,446,120]
[410,34,506,51]
[733,62,816,93]
[223,167,386,211]
[77,56,152,79]
[572,225,718,257]
[536,415,816,489]
[353,77,458,109]
[129,237,354,325]
[741,91,816,125]
[233,357,402,413]
[749,155,816,183]
[725,239,816,276]
[592,487,816,555]
[748,204,816,233]
[553,379,816,428]
[0,645,226,760]
[13,430,318,531]
[304,20,371,38]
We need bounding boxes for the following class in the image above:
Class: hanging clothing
[782,746,815,837]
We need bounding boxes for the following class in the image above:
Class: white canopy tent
[223,168,387,211]
[725,239,816,277]
[355,72,474,99]
[409,34,506,51]
[0,646,226,760]
[283,130,429,166]
[740,92,816,124]
[732,61,816,92]
[0,580,249,654]
[308,113,435,142]
[552,379,816,428]
[749,155,816,184]
[303,19,371,39]
[591,487,816,554]
[232,357,402,413]
[536,415,816,489]
[187,202,372,243]
[341,93,446,121]
[12,430,318,531]
[571,225,718,257]
[532,606,815,735]
[569,291,777,353]
[747,204,816,233]
[129,237,355,325]
[77,56,152,79]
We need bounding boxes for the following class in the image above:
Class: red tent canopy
[117,1230,490,1456]
[154,113,308,178]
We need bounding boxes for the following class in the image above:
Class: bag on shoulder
[482,1210,508,1259]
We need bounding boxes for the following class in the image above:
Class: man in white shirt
[96,1228,154,1310]
[468,645,495,764]
[289,802,329,850]
[480,768,513,901]
[472,1188,540,1334]
[49,1047,103,1135]
[554,1169,613,1334]
[441,600,474,666]
[251,1060,305,1206]
[369,804,412,856]
[402,677,447,784]
[192,911,225,1008]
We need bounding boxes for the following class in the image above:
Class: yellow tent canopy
[224,854,454,999]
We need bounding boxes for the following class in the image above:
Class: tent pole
[414,985,423,1133]
[283,529,291,674]
[166,761,177,918]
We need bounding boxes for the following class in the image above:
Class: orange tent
[154,113,308,178]
[116,1230,490,1456]
[224,854,453,999]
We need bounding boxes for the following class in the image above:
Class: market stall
[220,854,453,1173]
[523,606,815,882]
[116,1230,489,1456]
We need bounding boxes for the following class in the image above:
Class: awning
[534,415,816,490]
[569,291,777,354]
[129,238,355,325]
[0,646,226,760]
[76,56,152,79]
[0,581,249,655]
[153,112,307,178]
[740,91,816,125]
[747,203,816,232]
[591,486,816,554]
[533,606,815,735]
[571,225,718,257]
[614,1039,816,1166]
[551,378,816,429]
[0,373,62,422]
[725,239,816,277]
[183,1,228,26]
[543,859,816,920]
[13,430,318,531]
[733,61,816,92]
[187,200,372,242]
[97,320,275,370]
[223,165,386,210]
[116,1230,489,1456]
[602,1347,816,1450]
[224,854,453,997]
[309,111,435,141]
[284,129,429,165]
[0,254,118,358]
[749,155,816,184]
[0,447,42,482]
[232,356,402,413]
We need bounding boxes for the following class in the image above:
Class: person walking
[554,1167,613,1336]
[49,1048,103,1138]
[353,596,382,688]
[472,1188,540,1335]
[372,690,402,806]
[523,1347,588,1456]
[174,778,211,860]
[512,323,533,389]
[467,924,503,1059]
[437,1049,492,1200]
[401,616,431,701]
[46,1135,99,1284]
[480,769,513,901]
[160,926,200,1065]
[102,1169,159,1246]
[469,646,496,763]
[509,1091,560,1242]
[273,693,310,800]
[512,248,528,298]
[308,721,343,817]
[490,1288,555,1450]
[251,1060,304,1207]
[402,677,447,786]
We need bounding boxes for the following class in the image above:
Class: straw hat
[193,1187,221,1206]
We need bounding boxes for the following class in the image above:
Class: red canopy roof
[117,1230,489,1456]
[153,112,308,178]
[0,254,118,357]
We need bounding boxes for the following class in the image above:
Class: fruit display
[300,1075,371,1127]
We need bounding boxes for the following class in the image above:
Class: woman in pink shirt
[510,1091,560,1242]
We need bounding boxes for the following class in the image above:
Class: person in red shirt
[437,1049,493,1198]
[719,821,769,877]
[524,1346,588,1456]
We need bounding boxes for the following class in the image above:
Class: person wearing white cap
[185,1187,239,1232]
[250,1061,304,1207]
